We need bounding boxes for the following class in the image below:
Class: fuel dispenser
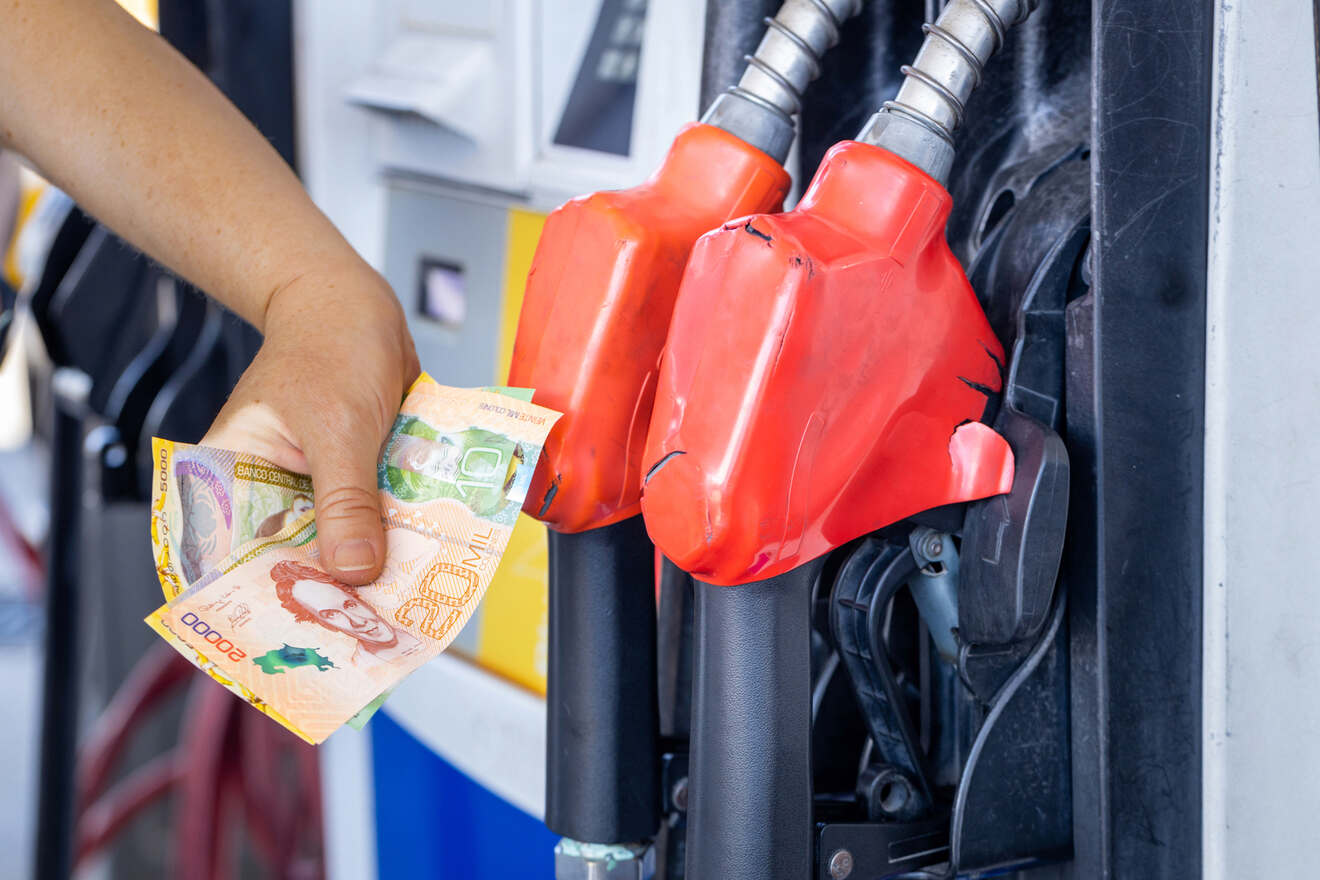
[511,0,1104,876]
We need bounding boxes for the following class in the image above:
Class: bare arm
[1,0,350,326]
[0,0,418,583]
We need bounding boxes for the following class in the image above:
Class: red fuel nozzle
[508,123,790,533]
[640,141,1015,586]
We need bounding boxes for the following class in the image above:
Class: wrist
[258,260,420,416]
[261,259,403,337]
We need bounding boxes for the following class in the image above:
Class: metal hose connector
[702,0,865,164]
[857,0,1037,184]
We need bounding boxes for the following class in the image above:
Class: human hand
[203,264,419,585]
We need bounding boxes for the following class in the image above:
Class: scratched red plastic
[641,141,1015,585]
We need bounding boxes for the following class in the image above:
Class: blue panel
[371,712,556,879]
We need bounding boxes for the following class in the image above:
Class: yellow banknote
[151,437,316,600]
[147,376,560,743]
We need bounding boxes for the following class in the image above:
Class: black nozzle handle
[545,516,660,844]
[685,559,824,880]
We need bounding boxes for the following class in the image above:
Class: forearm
[0,0,377,330]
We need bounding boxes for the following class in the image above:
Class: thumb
[303,431,387,586]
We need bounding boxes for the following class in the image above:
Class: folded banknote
[146,375,559,743]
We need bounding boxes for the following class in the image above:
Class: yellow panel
[477,206,551,694]
[495,207,548,382]
[476,514,550,694]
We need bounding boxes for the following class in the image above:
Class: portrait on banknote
[270,560,424,672]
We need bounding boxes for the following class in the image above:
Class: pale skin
[0,0,420,584]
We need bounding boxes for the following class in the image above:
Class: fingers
[200,269,412,586]
[299,419,387,585]
[208,395,389,585]
[202,399,311,474]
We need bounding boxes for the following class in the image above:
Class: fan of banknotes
[147,374,560,743]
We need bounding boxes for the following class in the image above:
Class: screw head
[671,777,689,812]
[922,534,944,558]
[828,849,854,879]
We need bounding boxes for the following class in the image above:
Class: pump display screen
[417,259,467,327]
[552,0,647,156]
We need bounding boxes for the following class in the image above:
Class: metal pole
[546,516,660,846]
[33,369,92,880]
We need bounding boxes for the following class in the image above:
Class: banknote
[147,376,560,743]
[148,511,385,730]
[153,500,400,728]
[151,438,316,600]
[149,382,541,730]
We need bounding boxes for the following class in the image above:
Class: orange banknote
[146,376,560,743]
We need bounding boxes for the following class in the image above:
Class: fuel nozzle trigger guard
[908,526,962,665]
[830,537,934,820]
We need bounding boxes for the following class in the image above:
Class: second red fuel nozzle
[641,0,1042,586]
[639,140,1017,584]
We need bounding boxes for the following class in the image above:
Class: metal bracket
[816,816,950,880]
